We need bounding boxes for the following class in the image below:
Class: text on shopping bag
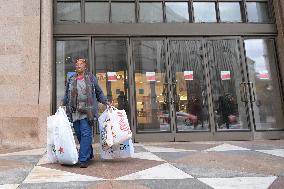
[116,111,132,134]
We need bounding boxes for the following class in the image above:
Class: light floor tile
[23,166,103,183]
[198,176,277,189]
[0,148,46,157]
[132,152,165,162]
[37,154,50,165]
[143,146,196,153]
[205,144,250,152]
[0,184,19,189]
[116,163,193,180]
[256,149,284,158]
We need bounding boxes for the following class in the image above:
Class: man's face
[75,59,86,73]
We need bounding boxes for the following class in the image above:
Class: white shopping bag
[52,107,78,165]
[46,114,58,163]
[107,106,132,145]
[99,138,134,160]
[98,109,114,148]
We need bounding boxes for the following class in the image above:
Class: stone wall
[0,0,52,148]
[274,0,284,89]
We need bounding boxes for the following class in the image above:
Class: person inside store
[117,90,128,112]
[217,93,237,129]
[62,58,110,168]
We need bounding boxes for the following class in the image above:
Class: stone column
[38,0,53,147]
[0,0,41,148]
[273,0,284,87]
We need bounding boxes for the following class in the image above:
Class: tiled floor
[0,140,284,189]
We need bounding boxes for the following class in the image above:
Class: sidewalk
[0,140,284,189]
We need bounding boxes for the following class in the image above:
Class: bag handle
[107,105,118,113]
[56,106,68,117]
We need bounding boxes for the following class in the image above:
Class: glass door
[244,38,284,139]
[206,37,253,140]
[92,38,130,136]
[169,39,213,141]
[132,38,174,142]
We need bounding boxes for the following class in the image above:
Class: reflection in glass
[56,2,81,23]
[94,40,129,115]
[139,3,163,23]
[165,2,189,23]
[247,2,270,23]
[170,40,209,131]
[219,2,242,22]
[208,40,249,130]
[112,3,135,23]
[85,2,109,23]
[245,39,284,130]
[193,2,216,22]
[56,40,89,107]
[133,40,170,132]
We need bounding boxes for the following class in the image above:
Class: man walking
[62,58,109,168]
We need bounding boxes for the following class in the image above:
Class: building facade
[1,0,284,148]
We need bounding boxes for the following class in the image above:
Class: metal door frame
[53,36,284,142]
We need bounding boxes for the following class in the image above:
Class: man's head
[75,58,87,74]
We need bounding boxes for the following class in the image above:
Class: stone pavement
[0,140,284,189]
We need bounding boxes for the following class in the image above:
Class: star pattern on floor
[0,141,283,189]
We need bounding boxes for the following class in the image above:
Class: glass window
[85,2,109,23]
[55,40,89,107]
[246,2,270,23]
[56,2,81,23]
[219,2,242,22]
[193,2,217,23]
[139,2,163,23]
[112,2,135,23]
[165,2,189,23]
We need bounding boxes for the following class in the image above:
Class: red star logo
[58,147,64,154]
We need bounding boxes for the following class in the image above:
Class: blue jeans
[73,118,93,162]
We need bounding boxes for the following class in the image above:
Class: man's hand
[105,101,112,107]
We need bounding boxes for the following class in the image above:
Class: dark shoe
[80,161,89,168]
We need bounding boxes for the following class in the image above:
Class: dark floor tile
[133,146,148,153]
[268,176,284,189]
[153,152,194,162]
[0,155,42,165]
[173,163,267,178]
[42,156,163,179]
[18,181,96,189]
[86,181,150,189]
[0,167,33,185]
[174,151,284,176]
[121,179,213,189]
[0,147,32,155]
[152,143,222,151]
[228,140,284,150]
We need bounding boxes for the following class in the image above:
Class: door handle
[240,82,256,103]
[248,82,256,102]
[240,82,248,102]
